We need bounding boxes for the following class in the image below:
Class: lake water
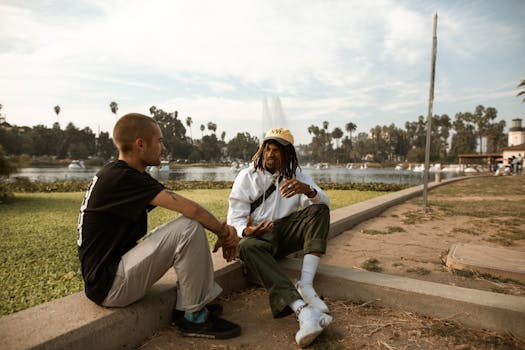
[13,166,461,185]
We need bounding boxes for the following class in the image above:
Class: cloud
[1,0,523,145]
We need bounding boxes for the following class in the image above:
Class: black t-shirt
[77,160,165,304]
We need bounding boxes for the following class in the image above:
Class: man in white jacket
[227,127,332,348]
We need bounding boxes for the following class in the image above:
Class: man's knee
[169,216,203,234]
[304,203,329,219]
[315,203,329,215]
[239,237,255,255]
[160,216,205,245]
[239,237,267,260]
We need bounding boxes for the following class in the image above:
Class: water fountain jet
[261,97,288,140]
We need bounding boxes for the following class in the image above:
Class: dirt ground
[139,177,525,350]
[323,201,525,298]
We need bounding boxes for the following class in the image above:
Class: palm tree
[54,105,61,125]
[207,122,217,134]
[345,122,357,140]
[109,101,118,119]
[200,124,205,139]
[517,80,525,102]
[308,124,320,137]
[186,116,193,143]
[332,127,343,149]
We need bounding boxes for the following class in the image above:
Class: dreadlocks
[252,140,300,179]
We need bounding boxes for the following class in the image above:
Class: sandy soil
[323,201,525,297]
[139,187,525,350]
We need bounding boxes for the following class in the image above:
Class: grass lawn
[0,188,385,316]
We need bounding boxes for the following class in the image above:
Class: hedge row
[3,177,409,194]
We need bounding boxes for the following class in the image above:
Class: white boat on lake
[68,160,85,169]
[230,161,247,172]
[315,162,330,170]
[411,164,424,172]
[441,164,461,173]
[159,160,170,172]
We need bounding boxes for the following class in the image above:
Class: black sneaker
[172,303,223,323]
[173,313,241,339]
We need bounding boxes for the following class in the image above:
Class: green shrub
[0,181,13,202]
[5,179,409,193]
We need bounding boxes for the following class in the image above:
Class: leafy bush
[0,181,13,202]
[0,146,17,200]
[0,146,17,177]
[5,179,409,193]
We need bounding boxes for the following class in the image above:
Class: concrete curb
[446,243,525,284]
[1,176,483,350]
[0,271,178,350]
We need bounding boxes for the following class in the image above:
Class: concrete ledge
[0,254,248,350]
[0,177,468,350]
[446,243,525,284]
[280,258,525,338]
[0,271,178,350]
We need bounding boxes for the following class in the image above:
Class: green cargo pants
[239,204,330,318]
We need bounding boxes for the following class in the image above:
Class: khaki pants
[102,216,222,312]
[239,204,330,318]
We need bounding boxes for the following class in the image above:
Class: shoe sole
[180,331,217,339]
[296,326,323,348]
[179,327,241,340]
[174,313,241,340]
[296,313,333,348]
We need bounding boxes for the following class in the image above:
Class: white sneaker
[296,281,330,313]
[295,305,333,348]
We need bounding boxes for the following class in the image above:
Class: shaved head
[113,113,159,154]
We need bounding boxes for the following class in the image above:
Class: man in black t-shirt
[78,113,240,339]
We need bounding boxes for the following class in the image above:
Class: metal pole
[423,13,438,209]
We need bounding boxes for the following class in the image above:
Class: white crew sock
[301,254,320,287]
[290,299,306,313]
[298,254,330,313]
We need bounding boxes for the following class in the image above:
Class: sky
[1,0,524,145]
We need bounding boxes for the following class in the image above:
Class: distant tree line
[0,104,511,168]
[0,106,261,166]
[302,105,507,164]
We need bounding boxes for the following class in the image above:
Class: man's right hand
[213,224,239,262]
[242,215,273,238]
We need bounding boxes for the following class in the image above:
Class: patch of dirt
[140,287,524,350]
[139,182,525,349]
[323,201,525,297]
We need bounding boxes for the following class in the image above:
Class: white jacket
[227,164,330,238]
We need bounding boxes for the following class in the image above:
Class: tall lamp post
[423,13,438,209]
